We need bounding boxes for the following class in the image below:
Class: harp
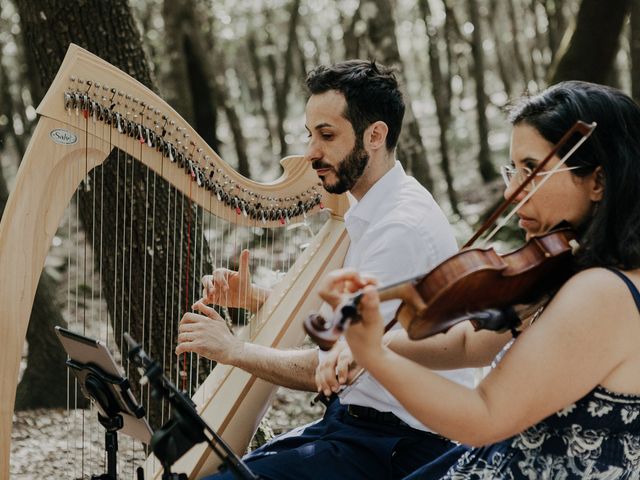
[1,44,349,478]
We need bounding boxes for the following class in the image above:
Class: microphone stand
[124,333,258,480]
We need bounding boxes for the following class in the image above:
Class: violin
[305,225,578,350]
[304,120,596,351]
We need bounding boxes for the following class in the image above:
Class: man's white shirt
[323,161,475,431]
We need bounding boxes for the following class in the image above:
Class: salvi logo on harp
[49,128,78,145]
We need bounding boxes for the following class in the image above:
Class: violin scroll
[304,299,360,351]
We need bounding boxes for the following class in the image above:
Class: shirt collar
[344,161,405,240]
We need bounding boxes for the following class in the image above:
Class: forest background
[1,0,638,477]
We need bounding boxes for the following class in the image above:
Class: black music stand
[124,333,258,480]
[56,326,153,480]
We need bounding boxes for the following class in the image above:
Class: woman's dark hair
[305,60,405,151]
[508,81,640,270]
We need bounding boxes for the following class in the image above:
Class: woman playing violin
[317,81,640,478]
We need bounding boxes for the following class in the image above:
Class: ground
[11,387,323,478]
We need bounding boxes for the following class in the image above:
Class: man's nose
[304,138,321,163]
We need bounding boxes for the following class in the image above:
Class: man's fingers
[191,301,223,320]
[179,312,202,325]
[336,354,352,384]
[176,339,198,356]
[177,331,195,344]
[316,367,335,397]
[201,275,215,294]
[238,249,251,281]
[212,269,230,292]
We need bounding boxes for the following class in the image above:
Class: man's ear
[590,166,605,202]
[364,121,389,151]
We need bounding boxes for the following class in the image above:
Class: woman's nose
[503,180,527,203]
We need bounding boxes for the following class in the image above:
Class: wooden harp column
[0,44,349,478]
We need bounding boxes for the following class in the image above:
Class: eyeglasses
[499,164,581,191]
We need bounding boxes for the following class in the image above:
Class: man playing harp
[177,60,476,480]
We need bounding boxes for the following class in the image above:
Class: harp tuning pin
[64,92,73,112]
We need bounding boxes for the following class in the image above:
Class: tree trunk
[360,0,434,190]
[246,31,276,153]
[631,0,640,102]
[527,0,547,83]
[549,0,631,84]
[487,0,514,98]
[0,47,26,160]
[218,85,251,178]
[419,0,460,216]
[443,4,460,103]
[293,17,310,82]
[467,0,498,182]
[507,0,535,85]
[343,4,363,59]
[274,0,302,159]
[263,12,282,158]
[542,0,568,57]
[16,0,212,427]
[161,0,220,152]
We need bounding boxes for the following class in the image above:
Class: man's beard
[313,140,369,194]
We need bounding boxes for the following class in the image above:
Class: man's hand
[201,249,265,311]
[317,268,376,309]
[315,341,361,397]
[176,301,243,364]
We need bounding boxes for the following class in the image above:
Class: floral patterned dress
[441,385,640,479]
[441,268,640,479]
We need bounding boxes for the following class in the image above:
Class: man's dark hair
[508,81,640,270]
[305,60,405,151]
